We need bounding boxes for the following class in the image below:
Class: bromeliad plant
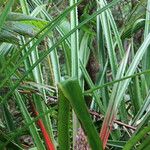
[1,0,150,150]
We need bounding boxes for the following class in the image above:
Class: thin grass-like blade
[100,32,150,148]
[100,45,131,148]
[142,0,150,89]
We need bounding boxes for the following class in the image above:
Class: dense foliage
[0,0,150,149]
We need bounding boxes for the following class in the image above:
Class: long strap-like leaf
[31,102,55,150]
[0,0,14,30]
[58,78,103,150]
[58,88,70,150]
[123,125,150,150]
[35,111,55,150]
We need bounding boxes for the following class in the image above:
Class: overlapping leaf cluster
[0,0,150,150]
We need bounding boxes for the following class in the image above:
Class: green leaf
[59,78,103,150]
[58,88,70,150]
[6,12,43,21]
[14,91,46,150]
[123,125,150,150]
[0,0,14,31]
[1,0,123,105]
